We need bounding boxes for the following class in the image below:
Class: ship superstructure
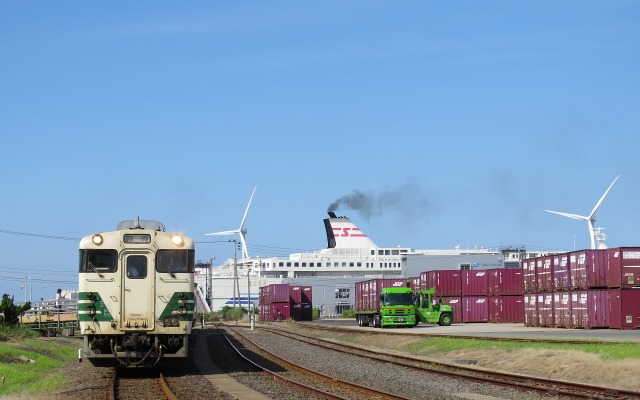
[196,212,555,312]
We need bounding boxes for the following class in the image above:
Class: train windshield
[156,250,195,273]
[127,255,147,279]
[79,249,118,273]
[382,293,414,306]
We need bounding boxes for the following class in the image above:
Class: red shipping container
[439,296,463,324]
[522,259,536,293]
[409,276,421,295]
[552,292,571,328]
[289,285,303,303]
[524,293,537,327]
[355,281,366,310]
[570,250,608,290]
[488,296,523,323]
[536,256,554,292]
[488,268,524,296]
[355,278,408,312]
[568,252,583,290]
[265,284,290,304]
[607,289,640,330]
[537,293,554,327]
[462,270,489,296]
[288,285,313,304]
[607,247,640,288]
[301,285,313,304]
[553,253,570,291]
[569,290,609,329]
[269,302,290,322]
[421,270,462,297]
[462,296,488,323]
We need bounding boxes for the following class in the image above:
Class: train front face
[78,229,195,367]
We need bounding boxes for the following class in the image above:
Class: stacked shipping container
[418,268,523,324]
[487,268,524,323]
[258,283,313,322]
[524,247,640,330]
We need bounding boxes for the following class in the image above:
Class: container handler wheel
[438,313,452,326]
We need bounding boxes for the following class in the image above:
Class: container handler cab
[354,278,453,328]
[415,288,453,327]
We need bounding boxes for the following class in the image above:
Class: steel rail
[109,369,117,400]
[258,325,640,400]
[159,372,177,400]
[219,325,410,400]
[290,321,634,345]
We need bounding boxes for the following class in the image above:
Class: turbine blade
[544,210,588,221]
[205,230,240,236]
[239,233,248,258]
[240,186,257,229]
[589,175,619,218]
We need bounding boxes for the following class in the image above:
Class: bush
[341,309,356,318]
[221,306,246,321]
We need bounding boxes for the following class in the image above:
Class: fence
[18,299,79,336]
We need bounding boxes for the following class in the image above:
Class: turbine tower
[206,186,257,259]
[545,175,619,250]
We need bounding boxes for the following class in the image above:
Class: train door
[121,253,155,330]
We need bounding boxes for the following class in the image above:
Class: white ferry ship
[195,212,552,314]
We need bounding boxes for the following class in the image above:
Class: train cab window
[157,250,195,273]
[127,256,147,279]
[80,249,118,273]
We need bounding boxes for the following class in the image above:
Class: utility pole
[247,270,252,328]
[208,257,215,309]
[232,239,238,308]
[25,276,32,303]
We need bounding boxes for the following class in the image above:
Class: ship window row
[366,262,401,268]
[274,261,365,267]
[371,249,403,256]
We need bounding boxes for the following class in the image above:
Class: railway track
[218,325,411,399]
[291,321,633,345]
[252,324,640,399]
[110,368,177,400]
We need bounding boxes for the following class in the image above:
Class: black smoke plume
[327,182,431,222]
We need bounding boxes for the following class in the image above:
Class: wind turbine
[206,186,257,259]
[545,175,619,250]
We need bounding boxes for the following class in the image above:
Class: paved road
[310,318,640,342]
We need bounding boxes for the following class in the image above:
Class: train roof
[116,219,165,231]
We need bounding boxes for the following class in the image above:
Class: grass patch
[0,337,77,396]
[401,337,640,360]
[0,325,39,342]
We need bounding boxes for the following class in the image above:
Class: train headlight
[171,234,184,247]
[92,234,104,246]
[163,316,180,327]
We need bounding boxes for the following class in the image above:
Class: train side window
[80,249,118,273]
[157,250,195,273]
[127,256,147,279]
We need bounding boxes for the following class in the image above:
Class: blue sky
[1,2,639,301]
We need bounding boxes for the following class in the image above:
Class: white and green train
[78,219,195,367]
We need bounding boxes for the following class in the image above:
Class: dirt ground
[355,335,640,392]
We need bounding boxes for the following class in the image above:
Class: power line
[0,229,79,241]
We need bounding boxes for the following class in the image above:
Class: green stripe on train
[77,291,195,322]
[158,292,196,321]
[77,292,114,322]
